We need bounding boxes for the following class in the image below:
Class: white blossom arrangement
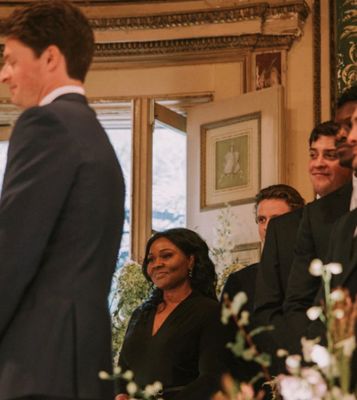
[276,259,357,400]
[110,260,151,362]
[99,367,163,400]
[211,204,244,296]
[214,259,357,400]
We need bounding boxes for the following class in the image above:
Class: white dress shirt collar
[39,86,85,106]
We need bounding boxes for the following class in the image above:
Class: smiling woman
[116,228,230,400]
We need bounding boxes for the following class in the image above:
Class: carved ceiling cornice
[90,4,269,31]
[0,1,310,65]
[94,34,295,59]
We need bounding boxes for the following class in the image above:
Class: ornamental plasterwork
[0,1,310,65]
[94,35,295,59]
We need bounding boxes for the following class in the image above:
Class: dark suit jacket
[221,263,259,315]
[254,208,303,352]
[0,94,125,400]
[307,209,357,391]
[283,182,352,352]
[221,264,261,383]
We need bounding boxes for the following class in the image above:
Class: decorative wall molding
[94,34,296,60]
[0,1,310,65]
[90,4,268,31]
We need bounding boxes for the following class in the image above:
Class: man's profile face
[335,100,357,167]
[256,199,291,242]
[0,38,46,109]
[308,135,352,197]
[347,107,357,171]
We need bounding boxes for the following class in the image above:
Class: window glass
[152,121,186,231]
[99,117,132,268]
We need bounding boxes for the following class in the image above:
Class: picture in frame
[252,50,286,91]
[200,112,261,210]
[231,242,261,267]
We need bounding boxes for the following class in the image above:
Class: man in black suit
[254,120,352,354]
[307,104,357,389]
[0,2,125,400]
[281,86,357,353]
[221,184,304,385]
[221,184,305,314]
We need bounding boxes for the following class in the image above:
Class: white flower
[231,291,248,315]
[278,375,313,400]
[238,310,250,326]
[276,348,289,357]
[277,368,327,400]
[309,259,323,276]
[98,370,111,380]
[126,382,138,396]
[326,262,342,275]
[301,368,327,398]
[285,354,301,374]
[152,381,163,392]
[330,288,345,302]
[335,336,356,357]
[113,366,121,375]
[301,336,320,362]
[221,305,232,325]
[144,384,157,396]
[122,370,134,380]
[311,344,331,369]
[306,306,323,321]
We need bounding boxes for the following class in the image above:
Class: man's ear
[42,45,62,72]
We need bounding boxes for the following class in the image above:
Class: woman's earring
[188,269,193,278]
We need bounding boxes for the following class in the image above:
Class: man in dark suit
[281,86,357,353]
[254,120,352,354]
[221,184,304,385]
[222,184,305,314]
[0,2,125,400]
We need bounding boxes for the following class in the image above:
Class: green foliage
[111,261,151,362]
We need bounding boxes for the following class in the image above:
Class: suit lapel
[333,208,357,287]
[321,182,352,223]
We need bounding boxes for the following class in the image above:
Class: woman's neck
[162,283,192,305]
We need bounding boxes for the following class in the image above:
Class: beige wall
[85,62,244,100]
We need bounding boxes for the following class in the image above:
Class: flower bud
[306,306,322,321]
[309,259,323,276]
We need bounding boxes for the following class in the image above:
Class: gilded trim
[94,35,295,59]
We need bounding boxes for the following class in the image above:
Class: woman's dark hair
[142,228,217,306]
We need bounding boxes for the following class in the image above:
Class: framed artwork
[231,242,261,266]
[200,112,261,210]
[252,50,286,91]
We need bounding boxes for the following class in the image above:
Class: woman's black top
[118,290,229,400]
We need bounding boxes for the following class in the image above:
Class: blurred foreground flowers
[214,259,357,400]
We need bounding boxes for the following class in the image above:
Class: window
[152,120,186,231]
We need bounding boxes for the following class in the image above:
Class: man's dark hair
[337,84,357,109]
[308,120,341,146]
[0,0,94,82]
[254,184,305,216]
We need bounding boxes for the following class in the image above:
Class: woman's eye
[162,253,172,259]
